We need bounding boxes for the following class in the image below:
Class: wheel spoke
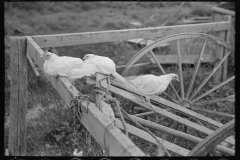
[189,50,232,101]
[177,39,185,100]
[191,76,235,103]
[191,108,235,118]
[186,40,207,99]
[150,50,181,101]
[192,94,235,106]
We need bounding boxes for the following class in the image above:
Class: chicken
[83,54,131,91]
[41,51,98,84]
[129,73,179,110]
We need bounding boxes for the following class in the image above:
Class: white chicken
[41,51,98,84]
[129,73,179,110]
[83,54,131,91]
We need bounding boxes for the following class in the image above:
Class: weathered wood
[212,6,235,16]
[27,53,40,76]
[115,119,190,156]
[212,12,226,84]
[81,102,145,156]
[32,22,231,48]
[191,108,235,118]
[187,119,235,156]
[177,39,185,99]
[26,37,145,156]
[145,54,214,64]
[222,16,232,81]
[107,79,235,145]
[123,115,234,156]
[9,37,27,156]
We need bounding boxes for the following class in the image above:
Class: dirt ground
[4,2,234,156]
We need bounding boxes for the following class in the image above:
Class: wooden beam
[222,16,232,81]
[32,22,231,48]
[122,114,234,156]
[212,6,235,16]
[115,119,190,156]
[9,37,27,156]
[81,102,145,156]
[212,12,226,84]
[27,53,40,76]
[26,36,145,156]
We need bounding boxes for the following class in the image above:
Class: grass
[4,2,234,156]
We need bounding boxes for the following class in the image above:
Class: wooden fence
[9,20,232,156]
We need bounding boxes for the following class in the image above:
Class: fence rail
[32,21,231,48]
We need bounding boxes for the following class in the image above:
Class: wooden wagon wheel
[188,119,235,156]
[120,32,235,156]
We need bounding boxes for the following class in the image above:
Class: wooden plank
[212,12,226,84]
[32,22,231,48]
[183,19,212,24]
[115,119,190,156]
[145,54,214,64]
[26,36,145,156]
[212,6,235,16]
[222,16,232,81]
[81,102,145,156]
[106,80,234,145]
[9,37,27,156]
[122,114,234,156]
[27,53,40,76]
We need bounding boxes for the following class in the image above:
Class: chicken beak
[177,77,179,82]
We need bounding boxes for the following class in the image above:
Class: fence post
[222,15,232,81]
[8,37,27,156]
[212,12,225,84]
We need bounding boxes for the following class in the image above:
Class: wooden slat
[9,37,27,156]
[212,6,235,16]
[122,115,234,156]
[115,119,190,156]
[106,80,234,145]
[26,36,145,156]
[212,12,226,84]
[81,102,144,156]
[32,22,231,48]
[222,16,232,81]
[145,54,214,64]
[27,53,40,76]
